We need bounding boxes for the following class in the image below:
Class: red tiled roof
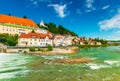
[0,14,38,28]
[19,32,52,39]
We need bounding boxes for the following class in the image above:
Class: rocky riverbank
[4,46,79,55]
[29,47,78,55]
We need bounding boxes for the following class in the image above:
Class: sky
[0,0,120,40]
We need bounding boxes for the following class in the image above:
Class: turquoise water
[0,46,120,81]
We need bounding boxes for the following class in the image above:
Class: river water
[0,46,120,81]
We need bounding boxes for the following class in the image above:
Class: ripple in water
[0,53,31,79]
[86,63,109,70]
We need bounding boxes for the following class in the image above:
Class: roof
[0,14,38,28]
[19,32,52,39]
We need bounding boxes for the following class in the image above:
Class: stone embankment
[3,46,79,55]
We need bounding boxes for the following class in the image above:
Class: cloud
[48,4,67,18]
[85,0,95,12]
[98,11,120,30]
[102,5,110,10]
[26,0,51,6]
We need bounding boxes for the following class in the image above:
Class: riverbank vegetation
[0,34,18,46]
[29,45,53,52]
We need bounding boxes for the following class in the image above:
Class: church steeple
[40,20,47,27]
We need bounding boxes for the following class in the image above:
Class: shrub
[37,47,41,51]
[24,51,27,53]
[18,50,22,52]
[29,47,35,52]
[47,44,53,51]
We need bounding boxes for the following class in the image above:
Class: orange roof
[0,14,38,28]
[19,32,52,39]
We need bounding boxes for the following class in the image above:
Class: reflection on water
[0,46,120,81]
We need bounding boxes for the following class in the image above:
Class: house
[88,38,96,45]
[18,32,53,47]
[0,14,38,35]
[53,34,64,46]
[62,35,74,46]
[96,42,102,45]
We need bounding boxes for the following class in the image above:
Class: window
[34,39,37,41]
[9,29,11,31]
[40,43,42,45]
[30,39,32,41]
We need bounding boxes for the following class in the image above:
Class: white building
[18,32,53,47]
[54,34,74,46]
[39,20,47,27]
[53,34,64,46]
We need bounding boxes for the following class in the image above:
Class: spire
[40,20,47,27]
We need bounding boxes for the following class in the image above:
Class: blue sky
[0,0,120,40]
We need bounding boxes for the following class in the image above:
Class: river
[0,46,120,81]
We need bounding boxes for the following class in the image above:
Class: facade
[53,34,74,46]
[18,32,53,47]
[36,28,48,34]
[53,34,64,46]
[62,35,73,46]
[0,14,38,35]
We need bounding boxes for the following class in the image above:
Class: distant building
[18,32,53,47]
[53,34,64,46]
[62,35,73,46]
[96,42,102,45]
[39,20,47,28]
[0,14,38,35]
[36,28,48,34]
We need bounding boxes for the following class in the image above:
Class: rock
[50,58,91,64]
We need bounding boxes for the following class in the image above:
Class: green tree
[23,16,27,19]
[0,34,18,46]
[29,47,35,52]
[47,44,53,51]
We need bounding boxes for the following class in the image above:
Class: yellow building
[0,14,38,35]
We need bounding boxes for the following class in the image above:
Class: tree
[8,14,11,16]
[23,16,27,19]
[0,34,18,46]
[6,34,18,46]
[29,47,35,52]
[38,22,78,36]
[31,29,35,33]
[47,44,53,51]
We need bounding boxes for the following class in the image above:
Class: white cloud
[48,4,67,18]
[102,5,110,10]
[98,11,120,30]
[33,1,38,5]
[85,0,95,12]
[27,0,51,6]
